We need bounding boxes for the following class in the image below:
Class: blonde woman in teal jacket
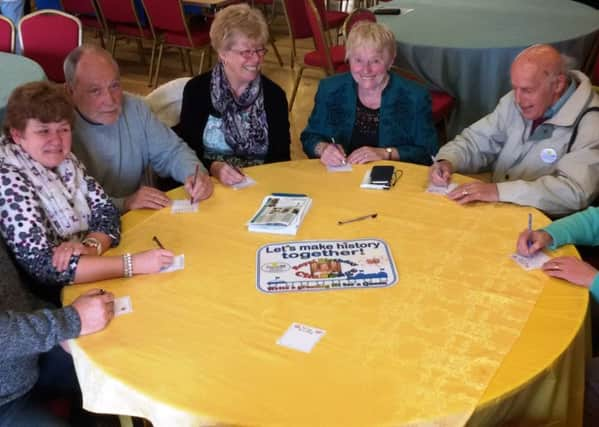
[301,22,438,166]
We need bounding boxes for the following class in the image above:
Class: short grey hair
[63,44,119,85]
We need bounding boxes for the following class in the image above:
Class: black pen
[338,213,378,225]
[190,164,200,204]
[527,213,533,250]
[152,235,165,249]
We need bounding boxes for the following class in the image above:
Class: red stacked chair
[141,0,211,87]
[288,0,349,111]
[281,0,313,69]
[95,0,157,85]
[60,0,106,47]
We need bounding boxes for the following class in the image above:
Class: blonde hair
[209,4,269,52]
[345,21,396,61]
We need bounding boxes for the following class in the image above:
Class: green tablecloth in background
[377,0,599,139]
[0,52,46,125]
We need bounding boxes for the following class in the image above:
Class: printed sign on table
[256,238,398,293]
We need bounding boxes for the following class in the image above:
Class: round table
[63,160,588,426]
[0,52,46,124]
[376,0,599,139]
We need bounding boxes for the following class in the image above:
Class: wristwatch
[82,237,103,256]
[385,147,393,160]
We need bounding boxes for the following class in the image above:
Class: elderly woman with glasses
[178,4,291,186]
[0,82,174,303]
[301,22,438,166]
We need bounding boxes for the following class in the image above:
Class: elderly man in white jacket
[429,44,599,216]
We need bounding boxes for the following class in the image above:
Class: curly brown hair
[3,81,75,137]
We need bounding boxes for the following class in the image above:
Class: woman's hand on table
[347,146,387,164]
[318,142,346,166]
[185,171,213,201]
[542,256,598,287]
[516,229,553,257]
[447,182,499,204]
[209,161,245,186]
[53,241,91,272]
[72,288,115,335]
[124,186,171,211]
[429,160,453,186]
[132,249,174,274]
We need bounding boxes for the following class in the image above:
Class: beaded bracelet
[123,253,133,278]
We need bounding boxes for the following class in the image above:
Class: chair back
[0,15,15,53]
[304,0,333,73]
[311,0,329,30]
[141,0,187,34]
[60,0,105,30]
[61,0,96,15]
[342,8,375,40]
[96,0,139,25]
[19,10,82,82]
[281,0,312,39]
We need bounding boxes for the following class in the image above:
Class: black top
[349,97,380,152]
[176,71,291,170]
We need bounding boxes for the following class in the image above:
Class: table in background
[377,0,599,139]
[0,52,46,124]
[63,160,589,426]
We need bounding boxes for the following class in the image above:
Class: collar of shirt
[543,79,577,120]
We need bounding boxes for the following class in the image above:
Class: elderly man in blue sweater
[0,238,115,426]
[64,45,213,213]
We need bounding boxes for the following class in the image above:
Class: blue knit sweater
[0,240,80,406]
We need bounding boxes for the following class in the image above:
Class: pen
[527,213,532,249]
[152,235,165,249]
[227,162,245,177]
[431,155,448,186]
[190,164,200,204]
[271,192,307,197]
[337,213,378,225]
[331,137,346,165]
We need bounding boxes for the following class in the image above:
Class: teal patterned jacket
[301,72,438,165]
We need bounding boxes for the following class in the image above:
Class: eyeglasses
[229,48,268,59]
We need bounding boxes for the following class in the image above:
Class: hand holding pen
[185,164,214,203]
[429,156,452,186]
[319,137,347,167]
[209,161,245,186]
[516,216,553,257]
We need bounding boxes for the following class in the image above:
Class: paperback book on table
[247,194,312,235]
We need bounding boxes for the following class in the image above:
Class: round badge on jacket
[540,148,558,164]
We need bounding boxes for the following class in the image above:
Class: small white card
[327,163,353,172]
[231,175,257,190]
[511,252,551,271]
[276,322,326,353]
[426,182,458,195]
[114,296,133,317]
[171,200,199,213]
[160,254,185,273]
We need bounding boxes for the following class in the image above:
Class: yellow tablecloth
[63,160,588,426]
